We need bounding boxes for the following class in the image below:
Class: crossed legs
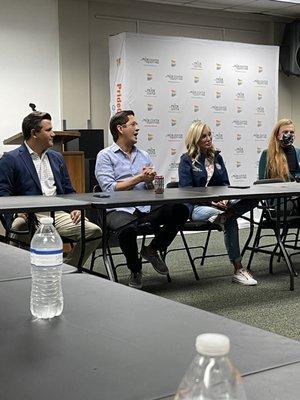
[11,211,102,267]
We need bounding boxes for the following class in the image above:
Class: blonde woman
[179,121,257,286]
[259,118,300,181]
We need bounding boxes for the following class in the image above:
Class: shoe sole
[128,283,143,289]
[140,253,169,276]
[232,277,257,286]
[151,264,169,276]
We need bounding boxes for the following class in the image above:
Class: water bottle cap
[196,333,230,356]
[40,217,54,225]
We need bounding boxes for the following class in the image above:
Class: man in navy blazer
[0,111,101,266]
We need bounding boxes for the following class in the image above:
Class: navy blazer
[178,151,230,215]
[0,143,75,227]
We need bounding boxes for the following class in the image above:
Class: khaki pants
[11,211,102,267]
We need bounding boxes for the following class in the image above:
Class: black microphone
[29,103,36,112]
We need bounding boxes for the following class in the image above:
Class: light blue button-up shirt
[95,142,153,213]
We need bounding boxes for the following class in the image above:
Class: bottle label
[30,248,63,267]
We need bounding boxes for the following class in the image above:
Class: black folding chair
[0,208,94,271]
[0,213,36,249]
[165,182,227,281]
[245,179,300,288]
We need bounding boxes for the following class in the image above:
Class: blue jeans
[192,199,257,263]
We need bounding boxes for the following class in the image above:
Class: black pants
[106,204,189,273]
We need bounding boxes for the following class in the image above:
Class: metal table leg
[77,209,86,272]
[275,198,295,291]
[101,209,117,281]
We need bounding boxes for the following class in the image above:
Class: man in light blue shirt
[95,110,188,289]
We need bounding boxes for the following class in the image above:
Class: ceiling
[137,0,300,18]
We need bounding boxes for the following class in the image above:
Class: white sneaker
[232,268,257,286]
[208,213,226,231]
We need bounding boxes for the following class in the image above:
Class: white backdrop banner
[109,33,278,185]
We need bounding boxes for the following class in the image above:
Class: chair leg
[269,242,279,274]
[200,230,211,266]
[160,249,171,282]
[270,227,298,277]
[90,250,96,271]
[247,222,263,271]
[295,228,300,247]
[180,230,199,280]
[276,227,288,263]
[107,243,118,282]
[241,214,254,257]
[268,222,282,274]
[139,235,146,263]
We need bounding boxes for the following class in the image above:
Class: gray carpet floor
[91,227,300,341]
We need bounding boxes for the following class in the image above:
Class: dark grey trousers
[106,204,189,272]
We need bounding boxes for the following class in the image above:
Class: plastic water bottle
[174,333,247,400]
[30,217,63,319]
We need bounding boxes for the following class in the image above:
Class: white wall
[59,0,300,147]
[2,0,299,150]
[0,0,61,153]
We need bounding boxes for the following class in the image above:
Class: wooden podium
[3,131,85,193]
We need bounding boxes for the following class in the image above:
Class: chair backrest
[0,214,9,242]
[254,178,284,185]
[93,184,101,193]
[90,184,105,227]
[253,178,299,218]
[166,181,179,189]
[0,213,32,247]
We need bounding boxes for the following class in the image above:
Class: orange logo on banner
[147,73,153,81]
[147,147,156,156]
[116,83,122,112]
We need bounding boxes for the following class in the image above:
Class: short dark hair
[109,110,134,142]
[22,111,52,141]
